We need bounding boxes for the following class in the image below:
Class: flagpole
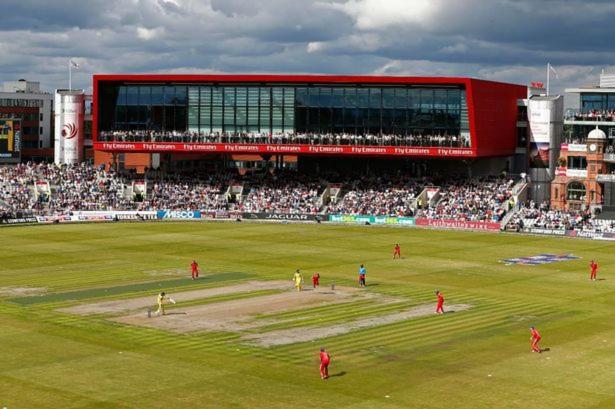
[69,57,72,91]
[546,62,550,96]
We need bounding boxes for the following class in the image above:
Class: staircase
[499,205,520,229]
[328,184,343,204]
[413,186,440,211]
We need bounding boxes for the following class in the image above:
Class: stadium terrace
[2,72,615,237]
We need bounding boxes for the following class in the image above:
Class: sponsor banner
[395,217,416,225]
[562,143,586,152]
[527,228,615,241]
[373,216,416,225]
[329,214,375,224]
[36,215,72,223]
[200,210,233,219]
[114,213,158,221]
[528,98,556,144]
[0,119,21,162]
[328,214,416,226]
[242,212,325,221]
[55,92,85,165]
[566,169,588,178]
[35,211,159,223]
[94,142,477,158]
[414,218,501,231]
[501,254,580,265]
[566,230,615,240]
[156,210,202,219]
[0,217,38,225]
[529,227,566,236]
[73,211,158,221]
[77,214,114,221]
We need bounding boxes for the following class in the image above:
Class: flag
[70,59,80,69]
[548,63,558,79]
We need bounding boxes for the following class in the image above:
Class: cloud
[320,0,439,30]
[136,27,164,40]
[0,0,614,104]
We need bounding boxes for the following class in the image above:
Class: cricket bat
[169,298,176,304]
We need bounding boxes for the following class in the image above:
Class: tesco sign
[157,210,202,219]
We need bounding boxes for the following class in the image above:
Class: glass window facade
[581,93,615,111]
[98,83,467,139]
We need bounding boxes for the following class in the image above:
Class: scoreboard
[0,119,21,162]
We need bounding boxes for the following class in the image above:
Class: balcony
[564,109,615,125]
[94,131,479,158]
[97,131,472,149]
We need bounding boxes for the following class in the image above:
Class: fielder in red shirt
[435,290,444,314]
[590,260,598,281]
[190,260,200,280]
[393,244,401,259]
[319,348,330,379]
[530,326,542,353]
[312,273,320,288]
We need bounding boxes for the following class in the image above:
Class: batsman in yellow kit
[293,269,304,292]
[155,291,175,316]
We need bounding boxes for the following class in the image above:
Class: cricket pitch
[63,280,471,346]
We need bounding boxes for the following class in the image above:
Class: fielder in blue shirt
[358,264,366,287]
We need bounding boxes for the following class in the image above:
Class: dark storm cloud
[1,0,614,101]
[0,0,122,30]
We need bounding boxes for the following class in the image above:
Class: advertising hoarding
[414,218,501,231]
[54,91,85,165]
[328,214,416,226]
[93,142,477,158]
[0,119,21,162]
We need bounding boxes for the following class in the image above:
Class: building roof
[93,73,525,87]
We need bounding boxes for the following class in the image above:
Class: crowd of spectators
[0,163,44,218]
[505,201,615,232]
[1,163,516,223]
[565,109,615,122]
[139,174,230,212]
[0,163,132,218]
[46,163,132,213]
[233,171,323,214]
[17,162,615,234]
[324,175,424,217]
[99,130,470,148]
[415,177,515,222]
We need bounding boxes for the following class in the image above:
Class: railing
[499,204,519,229]
[97,131,471,148]
[565,109,615,122]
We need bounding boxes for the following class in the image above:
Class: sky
[2,0,615,106]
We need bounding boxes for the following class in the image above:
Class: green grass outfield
[1,221,614,408]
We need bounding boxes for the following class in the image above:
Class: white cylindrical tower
[54,90,85,165]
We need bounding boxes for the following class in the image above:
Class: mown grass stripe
[267,306,560,364]
[266,301,553,355]
[8,272,252,306]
